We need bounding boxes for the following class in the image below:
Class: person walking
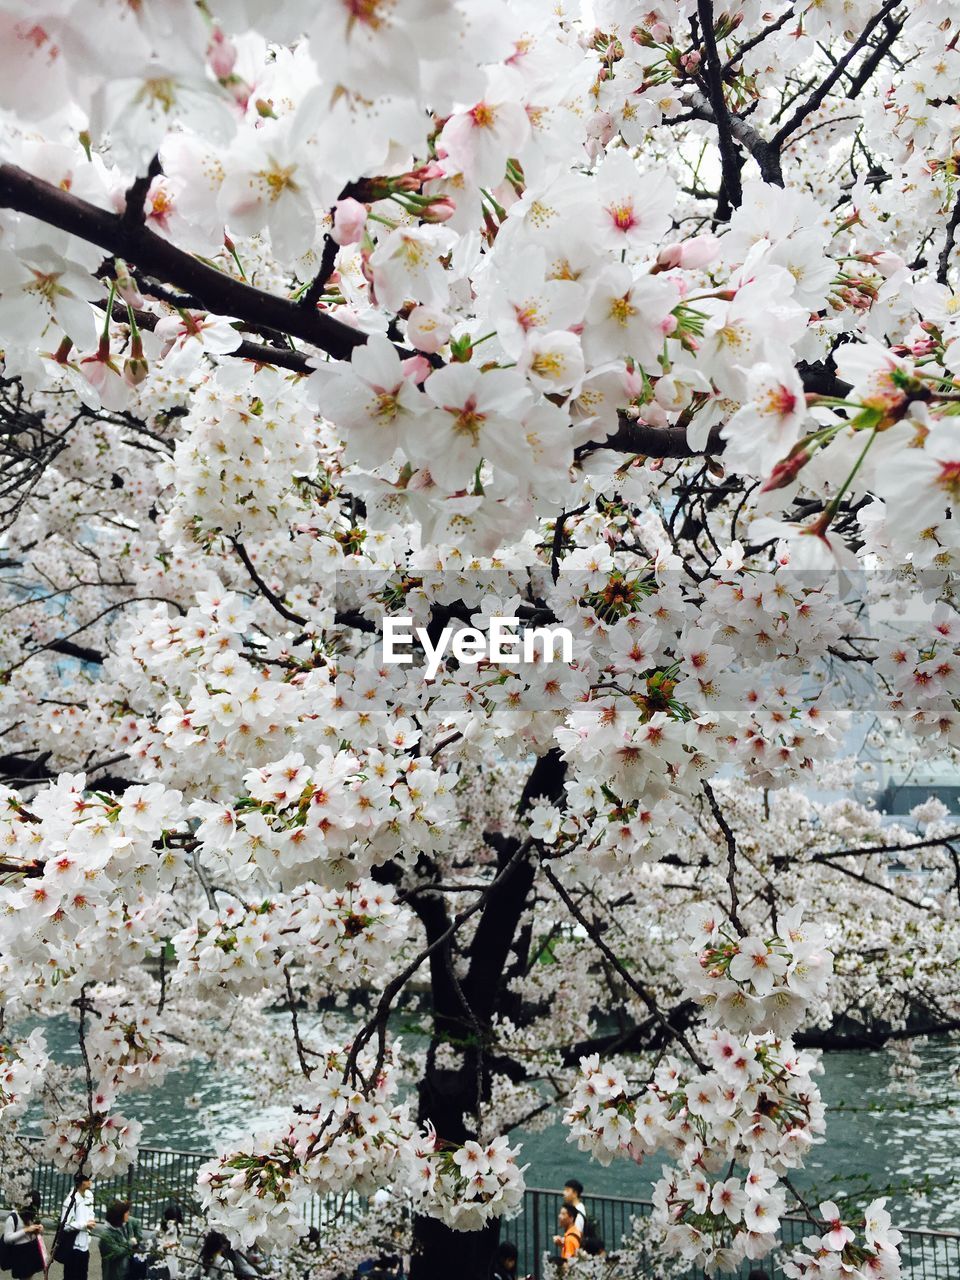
[59,1174,97,1280]
[553,1205,581,1266]
[3,1200,46,1280]
[562,1181,586,1238]
[156,1206,183,1280]
[99,1201,141,1280]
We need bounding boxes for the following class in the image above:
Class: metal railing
[5,1140,960,1279]
[514,1188,960,1280]
[4,1136,362,1236]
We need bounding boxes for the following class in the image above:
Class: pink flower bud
[586,111,616,145]
[680,51,701,72]
[407,306,453,354]
[420,195,456,224]
[208,27,237,79]
[623,366,645,397]
[760,447,813,493]
[114,259,144,309]
[332,197,368,246]
[661,314,678,336]
[410,161,445,184]
[657,234,720,270]
[401,355,432,385]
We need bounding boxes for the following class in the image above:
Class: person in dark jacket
[3,1202,46,1280]
[99,1200,141,1280]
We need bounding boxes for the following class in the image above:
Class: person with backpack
[562,1181,601,1253]
[2,1200,46,1280]
[552,1205,581,1266]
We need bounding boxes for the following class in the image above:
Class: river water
[30,1019,960,1232]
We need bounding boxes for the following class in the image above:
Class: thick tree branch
[0,163,368,361]
[43,637,105,664]
[122,155,162,226]
[696,0,745,208]
[938,192,960,286]
[464,749,567,1023]
[687,89,783,187]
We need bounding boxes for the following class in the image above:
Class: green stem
[822,426,877,524]
[102,281,116,340]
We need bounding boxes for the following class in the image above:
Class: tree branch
[230,538,307,626]
[813,834,958,861]
[0,163,368,361]
[687,89,783,187]
[122,154,162,226]
[541,858,707,1069]
[703,780,744,934]
[696,0,745,208]
[844,11,905,99]
[770,1,903,149]
[938,192,960,286]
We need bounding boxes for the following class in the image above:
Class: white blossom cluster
[198,1043,526,1244]
[172,879,410,995]
[678,905,834,1036]
[4,0,960,1271]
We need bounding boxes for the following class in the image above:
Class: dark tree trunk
[407,750,567,1279]
[409,1069,501,1279]
[409,1214,500,1279]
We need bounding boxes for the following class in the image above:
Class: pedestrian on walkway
[59,1174,98,1280]
[562,1181,586,1239]
[552,1205,581,1266]
[156,1206,183,1280]
[2,1200,46,1280]
[99,1201,141,1280]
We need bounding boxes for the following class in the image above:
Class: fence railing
[514,1188,960,1280]
[3,1136,363,1237]
[5,1139,960,1280]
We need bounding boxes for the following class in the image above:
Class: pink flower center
[607,201,637,231]
[937,458,960,499]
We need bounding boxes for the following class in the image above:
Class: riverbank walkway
[4,1139,959,1279]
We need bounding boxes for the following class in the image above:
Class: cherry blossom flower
[590,149,676,253]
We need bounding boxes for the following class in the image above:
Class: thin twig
[770,0,903,148]
[702,780,744,935]
[284,965,313,1078]
[231,539,307,626]
[540,859,707,1070]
